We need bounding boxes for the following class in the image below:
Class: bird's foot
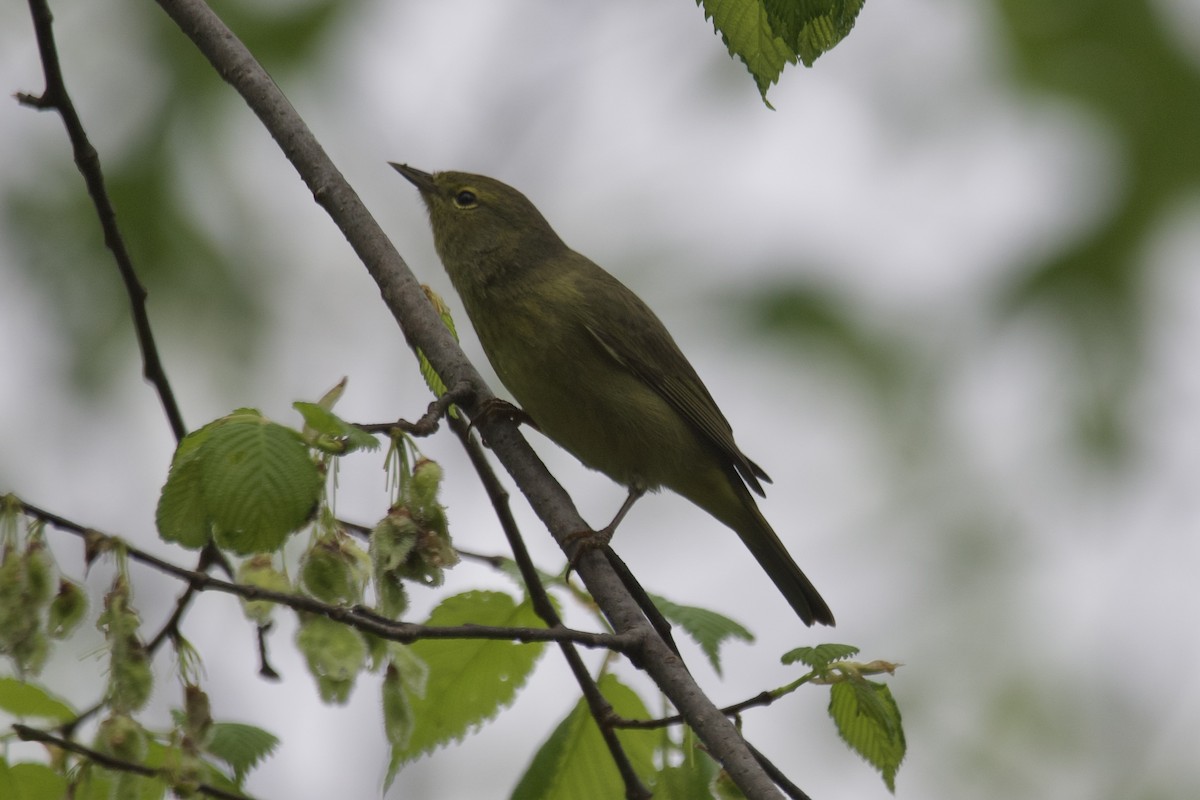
[561,486,645,579]
[562,526,615,581]
[467,398,538,445]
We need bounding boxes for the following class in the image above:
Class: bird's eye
[454,190,478,208]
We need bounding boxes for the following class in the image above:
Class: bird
[393,163,834,626]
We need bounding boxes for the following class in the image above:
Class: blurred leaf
[386,591,546,780]
[0,759,68,800]
[781,642,860,671]
[293,401,380,454]
[744,283,910,399]
[996,0,1200,462]
[511,673,656,800]
[6,1,361,396]
[648,594,754,676]
[204,722,280,785]
[0,677,75,722]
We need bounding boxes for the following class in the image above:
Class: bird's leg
[600,485,646,540]
[564,486,646,573]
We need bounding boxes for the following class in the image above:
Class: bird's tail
[714,483,835,627]
[739,504,835,626]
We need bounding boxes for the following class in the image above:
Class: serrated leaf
[0,677,76,722]
[781,643,860,671]
[698,0,796,100]
[385,591,546,779]
[511,674,656,800]
[201,417,322,554]
[648,595,753,676]
[697,0,865,102]
[204,722,280,785]
[293,402,380,454]
[763,0,866,66]
[293,401,348,438]
[828,679,905,792]
[157,411,323,553]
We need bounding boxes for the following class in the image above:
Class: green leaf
[654,725,721,800]
[73,737,176,800]
[656,763,719,800]
[203,417,322,553]
[293,401,380,454]
[0,759,69,800]
[697,0,865,102]
[828,679,905,792]
[155,448,212,548]
[293,401,345,437]
[699,0,795,100]
[0,677,75,721]
[416,286,460,403]
[382,662,416,749]
[385,592,546,780]
[204,722,280,785]
[781,643,860,671]
[511,674,656,800]
[763,0,866,66]
[648,595,753,676]
[157,411,323,553]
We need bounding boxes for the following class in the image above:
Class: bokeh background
[2,0,1198,797]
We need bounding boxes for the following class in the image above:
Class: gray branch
[152,1,785,796]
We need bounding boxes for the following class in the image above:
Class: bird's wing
[581,289,771,496]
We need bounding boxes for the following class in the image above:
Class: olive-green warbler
[393,164,834,626]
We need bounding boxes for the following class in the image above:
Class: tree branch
[17,0,186,443]
[17,499,630,652]
[114,0,792,794]
[13,723,253,800]
[448,414,651,799]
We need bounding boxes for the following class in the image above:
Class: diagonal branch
[144,1,790,795]
[13,724,253,800]
[447,413,651,799]
[17,0,186,443]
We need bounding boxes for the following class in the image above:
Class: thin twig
[17,499,631,652]
[355,383,473,437]
[448,413,652,800]
[17,0,186,443]
[13,724,253,800]
[143,2,792,794]
[614,690,779,730]
[16,0,210,702]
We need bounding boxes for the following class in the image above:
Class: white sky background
[2,0,1199,798]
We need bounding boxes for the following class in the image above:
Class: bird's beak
[389,162,435,192]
